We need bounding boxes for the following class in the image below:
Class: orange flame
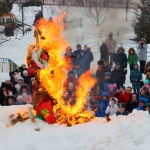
[34,14,97,125]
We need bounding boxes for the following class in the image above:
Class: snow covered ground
[0,105,150,150]
[0,4,149,150]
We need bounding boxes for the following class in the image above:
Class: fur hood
[18,84,30,95]
[146,61,150,68]
[146,72,150,79]
[117,47,125,53]
[128,47,136,55]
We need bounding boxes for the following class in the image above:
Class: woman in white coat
[105,97,119,116]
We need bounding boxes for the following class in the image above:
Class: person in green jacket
[127,48,139,71]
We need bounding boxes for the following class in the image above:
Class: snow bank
[0,105,150,150]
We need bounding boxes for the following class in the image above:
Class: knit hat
[97,60,104,66]
[108,84,116,89]
[105,72,110,76]
[23,70,28,75]
[145,102,150,108]
[18,78,23,81]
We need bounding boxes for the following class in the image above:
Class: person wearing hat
[96,60,105,89]
[116,103,129,116]
[130,64,142,94]
[1,78,16,95]
[105,33,117,67]
[105,97,119,116]
[95,92,109,117]
[22,70,32,86]
[9,71,17,86]
[137,38,148,73]
[136,98,146,111]
[103,72,112,92]
[100,41,108,61]
[84,45,94,71]
[19,64,27,77]
[145,102,150,114]
[15,78,24,94]
[110,63,125,90]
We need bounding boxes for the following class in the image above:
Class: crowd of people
[0,33,150,118]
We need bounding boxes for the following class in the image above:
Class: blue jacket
[136,106,145,111]
[138,95,148,103]
[95,92,109,117]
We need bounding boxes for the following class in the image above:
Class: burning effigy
[25,14,97,126]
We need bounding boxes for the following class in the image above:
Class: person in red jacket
[118,86,132,106]
[113,86,125,99]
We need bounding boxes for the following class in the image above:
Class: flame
[34,14,97,125]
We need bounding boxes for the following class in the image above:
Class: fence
[0,57,19,73]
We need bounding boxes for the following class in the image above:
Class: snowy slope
[0,105,150,150]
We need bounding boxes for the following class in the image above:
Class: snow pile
[0,105,150,150]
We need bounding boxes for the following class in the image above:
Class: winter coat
[103,66,111,74]
[127,54,139,66]
[105,104,119,116]
[74,50,81,58]
[23,75,31,86]
[130,69,142,89]
[107,90,116,99]
[118,93,132,106]
[95,92,109,117]
[126,101,138,113]
[100,44,108,61]
[84,49,94,71]
[105,38,117,53]
[103,79,112,92]
[113,92,122,99]
[116,110,129,116]
[0,90,8,106]
[110,68,125,89]
[96,67,105,89]
[137,38,148,61]
[1,82,16,95]
[19,67,27,77]
[76,52,88,74]
[9,72,17,86]
[17,84,32,104]
[114,49,127,69]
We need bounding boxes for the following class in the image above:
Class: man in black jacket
[84,45,94,71]
[111,63,125,90]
